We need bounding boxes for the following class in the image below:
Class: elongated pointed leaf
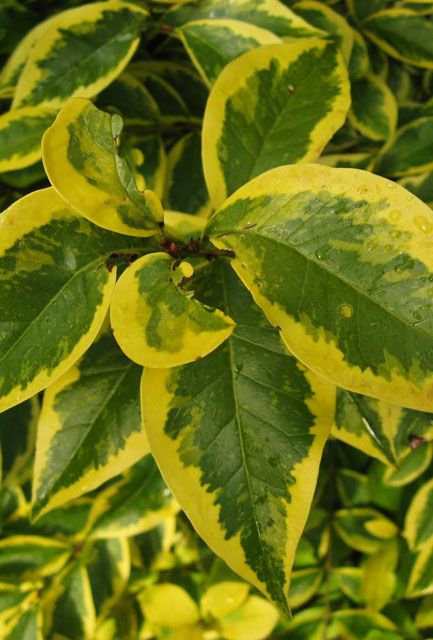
[334,509,398,554]
[32,332,148,518]
[408,538,433,597]
[202,40,350,206]
[141,264,335,612]
[12,0,148,109]
[87,538,130,617]
[288,568,324,609]
[0,188,144,414]
[89,456,177,539]
[164,0,323,37]
[42,98,163,237]
[383,442,433,486]
[0,536,70,582]
[44,564,96,640]
[178,18,281,87]
[2,607,42,640]
[111,253,234,368]
[209,164,433,412]
[349,73,397,141]
[0,107,56,173]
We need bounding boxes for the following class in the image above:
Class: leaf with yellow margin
[32,332,148,519]
[209,164,433,412]
[0,106,56,173]
[141,262,335,613]
[110,253,234,368]
[42,98,163,237]
[0,188,147,414]
[405,476,433,550]
[12,0,148,109]
[202,40,350,207]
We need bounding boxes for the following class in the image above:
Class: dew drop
[339,303,353,319]
[389,229,400,239]
[389,209,401,222]
[414,215,433,234]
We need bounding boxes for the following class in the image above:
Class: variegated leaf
[164,0,323,38]
[202,40,350,207]
[89,456,177,539]
[209,164,433,412]
[12,0,148,109]
[164,132,212,217]
[349,73,397,141]
[0,397,38,485]
[32,332,148,518]
[110,253,234,368]
[87,538,130,618]
[0,106,56,173]
[377,117,433,177]
[178,18,281,87]
[363,8,433,69]
[0,188,145,414]
[0,536,70,583]
[404,477,433,550]
[141,263,335,612]
[42,98,163,237]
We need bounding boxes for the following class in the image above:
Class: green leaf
[0,107,56,173]
[129,134,166,200]
[42,98,163,237]
[349,73,397,141]
[97,72,160,125]
[0,397,38,485]
[383,442,433,486]
[0,535,70,583]
[178,18,281,87]
[0,188,145,414]
[333,568,364,604]
[164,0,323,37]
[128,60,208,119]
[12,0,148,109]
[202,40,350,206]
[349,29,369,81]
[44,563,96,640]
[32,332,148,518]
[110,253,234,368]
[361,539,398,611]
[333,609,398,639]
[336,469,369,507]
[164,131,212,217]
[377,117,433,177]
[2,607,42,640]
[404,477,433,550]
[87,538,130,618]
[141,263,335,612]
[408,538,433,597]
[334,508,398,554]
[292,0,353,62]
[363,8,433,69]
[89,456,177,539]
[209,163,433,412]
[287,567,324,609]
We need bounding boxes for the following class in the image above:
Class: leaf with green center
[333,610,398,639]
[141,263,335,613]
[334,509,398,554]
[292,1,353,62]
[42,98,163,237]
[12,0,148,109]
[44,563,95,640]
[404,477,433,550]
[287,567,324,609]
[349,29,369,81]
[97,72,160,125]
[0,397,38,485]
[178,18,281,87]
[164,0,323,38]
[31,332,148,518]
[363,8,433,69]
[110,253,234,368]
[128,134,166,200]
[0,106,56,173]
[0,188,146,414]
[209,163,433,412]
[383,442,433,486]
[0,536,70,583]
[87,538,130,618]
[202,40,350,207]
[2,607,42,640]
[164,132,212,217]
[89,456,178,539]
[349,73,397,141]
[408,538,433,596]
